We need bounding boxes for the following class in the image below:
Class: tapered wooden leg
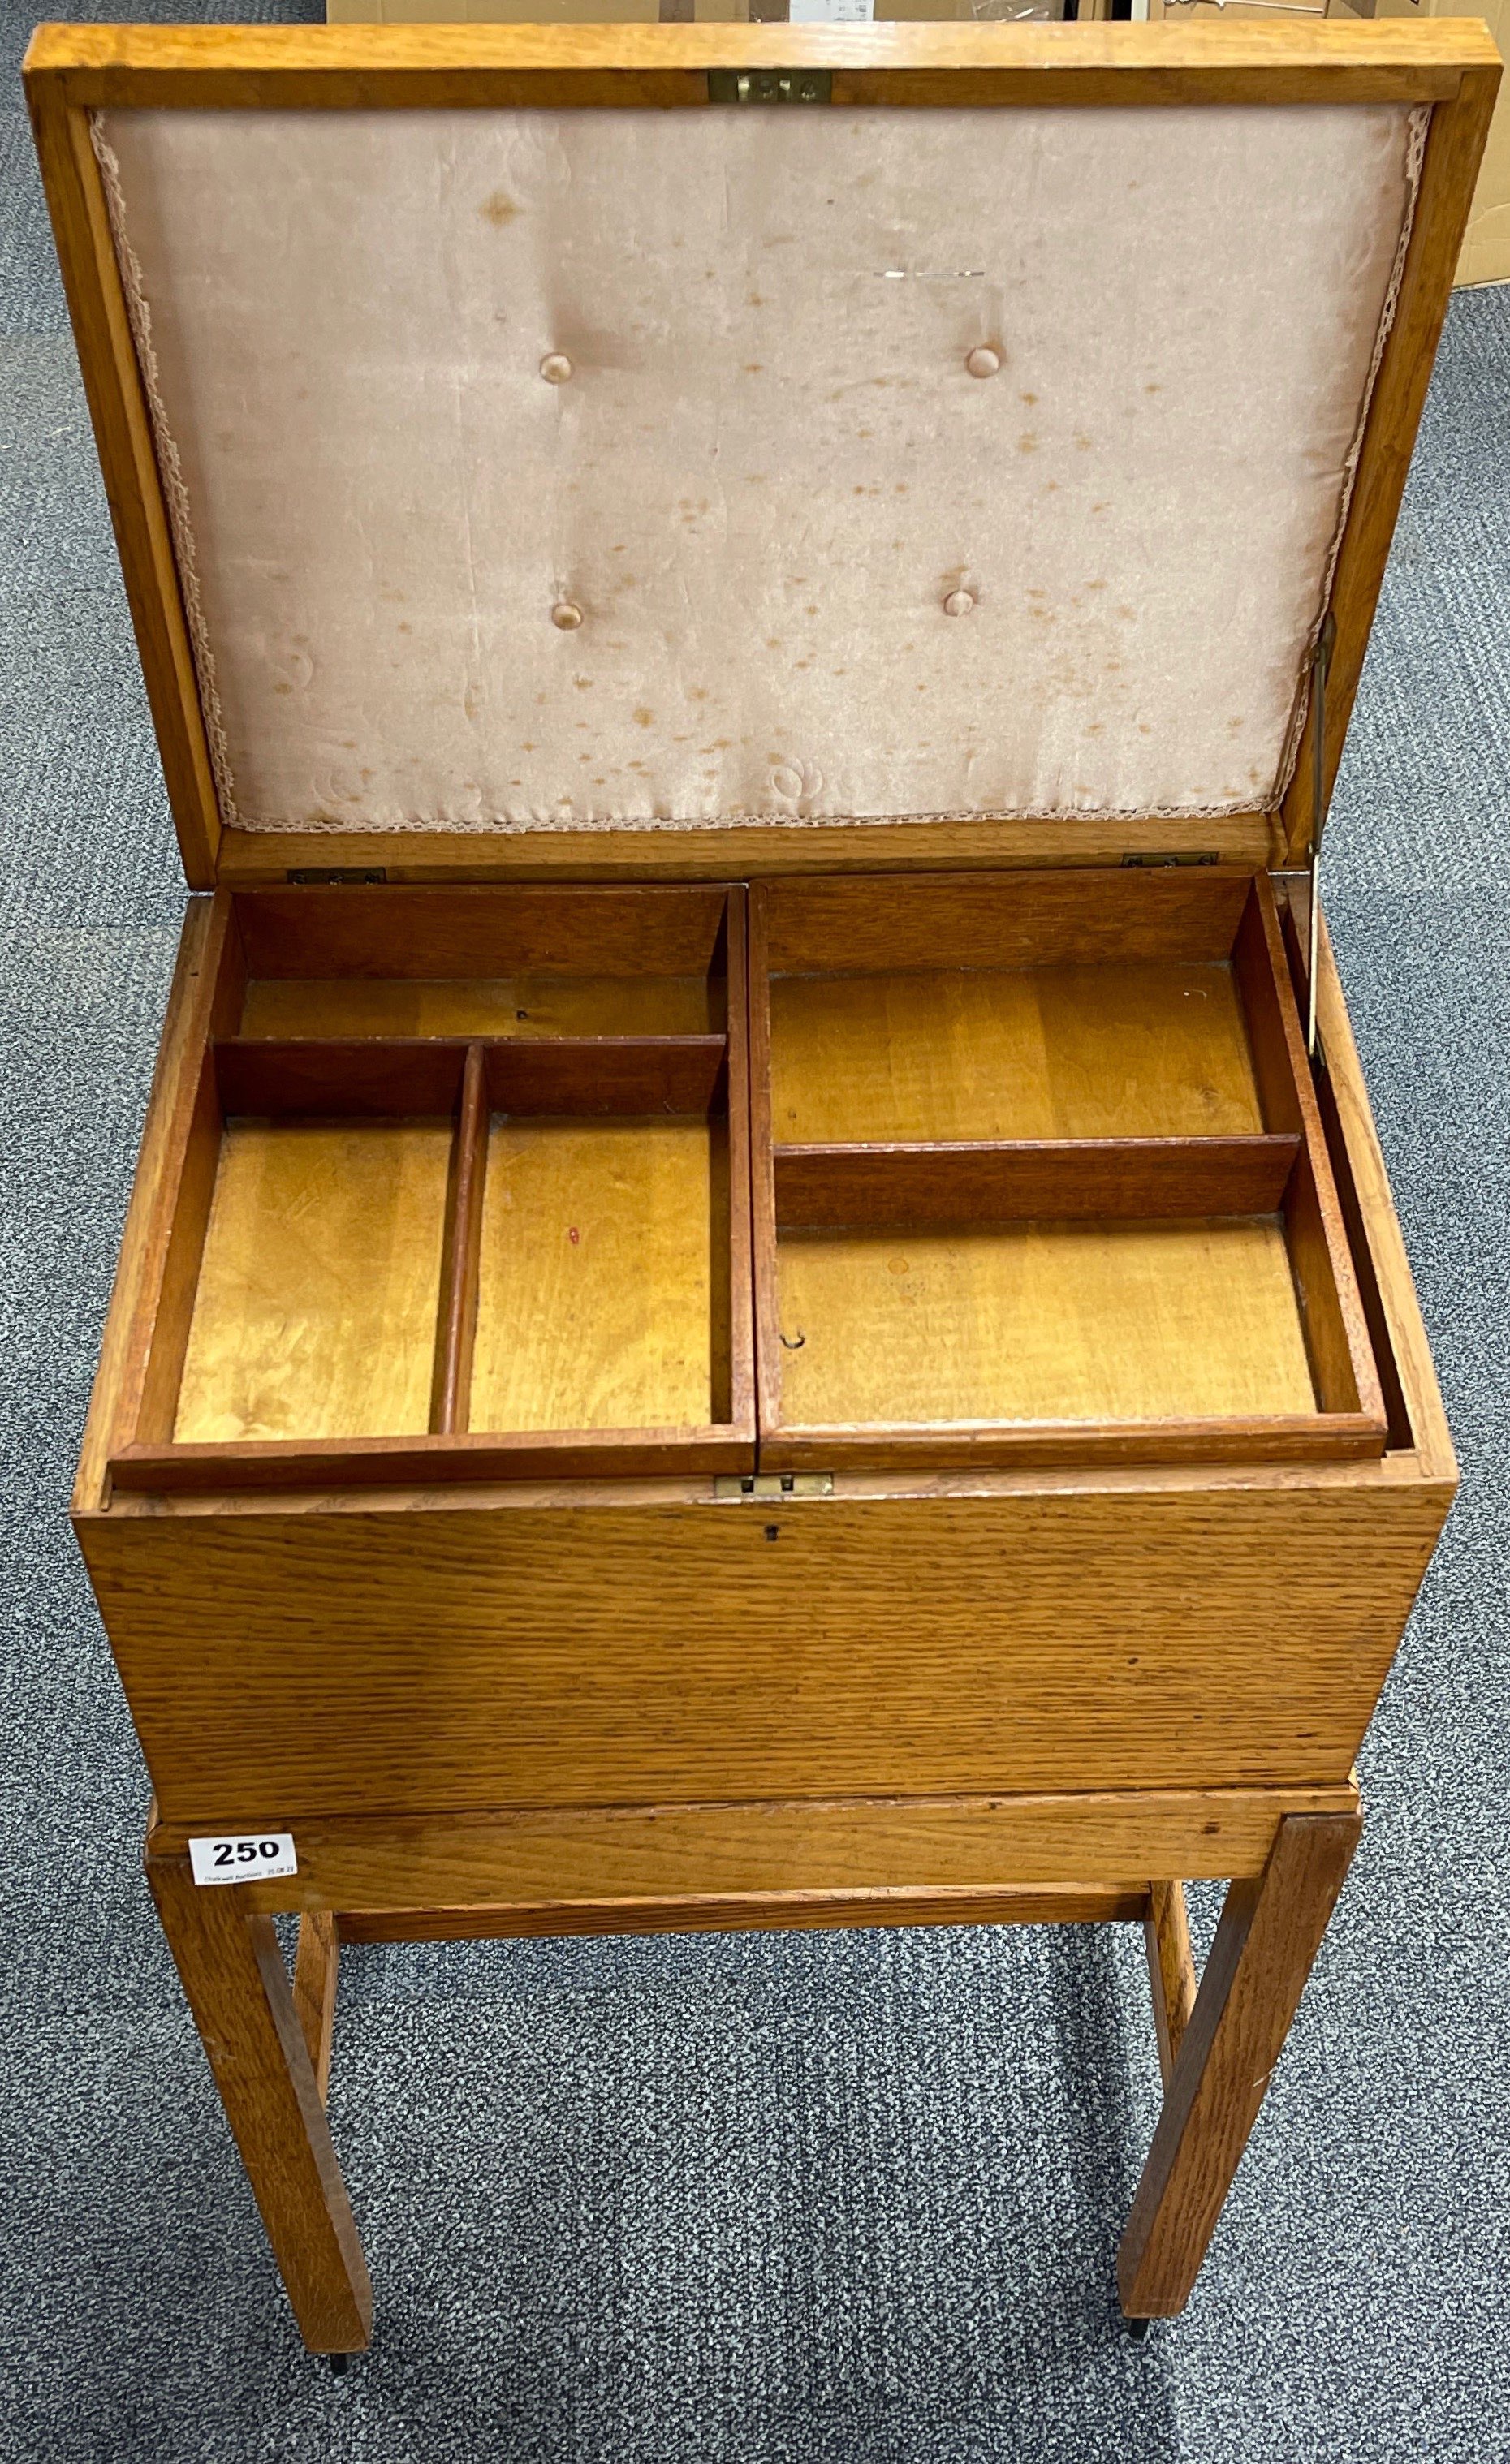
[292,1912,340,2104]
[1144,1880,1198,2088]
[147,1851,373,2354]
[1118,1810,1361,2320]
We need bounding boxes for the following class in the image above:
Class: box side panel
[80,1480,1447,1825]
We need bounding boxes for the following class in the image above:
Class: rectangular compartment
[750,868,1387,1471]
[110,885,753,1490]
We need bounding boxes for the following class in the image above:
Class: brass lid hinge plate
[713,1472,835,1500]
[285,867,388,885]
[707,69,833,105]
[1120,851,1221,869]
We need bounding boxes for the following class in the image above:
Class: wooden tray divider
[712,887,753,1432]
[748,868,1389,1466]
[231,881,733,984]
[1237,879,1384,1426]
[214,1036,727,1122]
[773,1135,1302,1234]
[132,1045,226,1445]
[214,1038,467,1120]
[129,908,249,1447]
[481,1036,725,1118]
[429,1041,489,1437]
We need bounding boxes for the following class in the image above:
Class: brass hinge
[713,1472,835,1500]
[285,867,388,885]
[1120,851,1220,869]
[707,68,833,105]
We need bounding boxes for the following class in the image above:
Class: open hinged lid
[26,20,1500,890]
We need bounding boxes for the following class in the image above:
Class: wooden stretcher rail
[334,1885,1153,1941]
[145,1781,1364,1906]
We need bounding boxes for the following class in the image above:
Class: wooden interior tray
[108,864,1386,1493]
[110,884,755,1489]
[749,865,1386,1470]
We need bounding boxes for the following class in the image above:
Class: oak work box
[28,15,1499,2356]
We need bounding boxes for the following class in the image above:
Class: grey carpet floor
[3,8,1509,2458]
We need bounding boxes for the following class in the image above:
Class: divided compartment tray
[110,885,754,1491]
[108,866,1387,1494]
[749,867,1387,1470]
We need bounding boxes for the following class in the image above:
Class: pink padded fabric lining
[95,101,1423,836]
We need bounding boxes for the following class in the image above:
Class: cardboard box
[1150,2,1340,24]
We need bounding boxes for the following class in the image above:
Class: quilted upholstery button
[965,347,1002,379]
[540,354,574,384]
[551,601,584,630]
[943,589,976,617]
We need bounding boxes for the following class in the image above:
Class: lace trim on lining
[1273,101,1431,820]
[91,117,240,830]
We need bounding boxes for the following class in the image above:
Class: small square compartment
[111,885,753,1490]
[750,868,1387,1471]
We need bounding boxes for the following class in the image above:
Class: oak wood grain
[481,1036,727,1117]
[173,1122,452,1445]
[25,20,1482,115]
[73,894,239,1490]
[146,1854,371,2350]
[239,971,716,1042]
[1118,1808,1361,2316]
[773,1137,1301,1230]
[216,1038,466,1120]
[767,963,1266,1146]
[772,1217,1325,1430]
[472,1118,718,1434]
[760,1413,1386,1473]
[84,1485,1442,1820]
[145,1785,1361,1905]
[1145,1879,1198,2089]
[334,1885,1151,1941]
[291,1911,339,2104]
[430,1043,488,1436]
[757,868,1253,976]
[24,76,222,885]
[1279,892,1417,1455]
[111,1424,756,1494]
[214,816,1275,887]
[1279,57,1502,863]
[234,883,729,980]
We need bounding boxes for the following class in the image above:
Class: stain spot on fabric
[634,708,654,728]
[479,190,520,227]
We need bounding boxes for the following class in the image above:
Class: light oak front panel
[769,961,1263,1143]
[472,1118,713,1431]
[239,971,714,1039]
[81,1481,1448,1822]
[776,1218,1317,1427]
[175,1122,450,1441]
